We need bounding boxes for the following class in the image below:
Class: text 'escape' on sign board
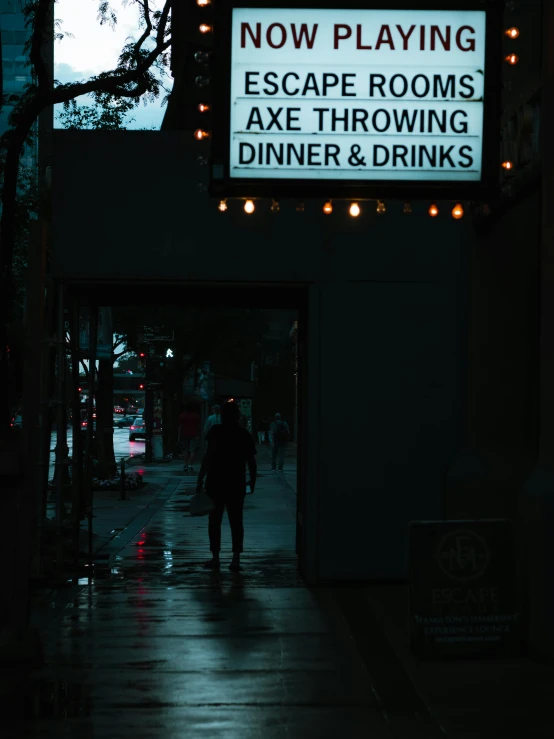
[230,8,486,182]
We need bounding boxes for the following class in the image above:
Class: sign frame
[209,0,503,201]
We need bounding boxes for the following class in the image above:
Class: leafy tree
[0,0,172,435]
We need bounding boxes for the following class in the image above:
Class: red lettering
[420,25,425,50]
[431,25,451,51]
[396,24,415,50]
[267,23,286,49]
[375,25,395,50]
[456,25,476,52]
[356,24,372,50]
[334,24,352,49]
[241,22,261,49]
[291,23,319,49]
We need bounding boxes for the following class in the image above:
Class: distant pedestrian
[204,404,221,437]
[196,401,257,572]
[178,401,201,473]
[270,413,290,471]
[257,418,267,444]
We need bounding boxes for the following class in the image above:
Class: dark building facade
[50,0,554,658]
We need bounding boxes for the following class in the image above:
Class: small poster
[409,520,522,660]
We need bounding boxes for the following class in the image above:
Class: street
[49,426,146,480]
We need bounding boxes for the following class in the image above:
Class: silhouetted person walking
[270,412,290,471]
[179,401,201,473]
[196,401,257,572]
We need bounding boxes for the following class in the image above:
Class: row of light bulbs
[217,199,466,219]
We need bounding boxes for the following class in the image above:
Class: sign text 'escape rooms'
[230,9,486,182]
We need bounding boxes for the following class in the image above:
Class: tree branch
[133,0,152,59]
[30,0,52,92]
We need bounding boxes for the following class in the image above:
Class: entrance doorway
[60,281,310,580]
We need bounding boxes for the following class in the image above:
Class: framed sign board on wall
[209,1,502,200]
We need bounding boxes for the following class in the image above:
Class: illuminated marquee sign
[211,3,501,198]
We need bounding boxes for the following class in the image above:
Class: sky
[54,0,169,130]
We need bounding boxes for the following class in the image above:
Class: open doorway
[50,282,309,580]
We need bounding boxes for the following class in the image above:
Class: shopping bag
[189,489,215,516]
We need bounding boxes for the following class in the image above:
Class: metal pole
[145,353,154,463]
[69,296,82,578]
[54,283,66,574]
[120,458,126,500]
[83,305,98,577]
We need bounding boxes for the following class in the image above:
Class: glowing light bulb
[196,0,211,5]
[349,202,361,218]
[271,199,280,213]
[194,129,210,140]
[505,53,519,65]
[323,200,333,214]
[218,199,228,212]
[376,200,386,214]
[198,103,210,113]
[199,24,212,34]
[429,204,439,217]
[505,27,519,39]
[502,160,514,170]
[403,202,412,214]
[452,203,464,220]
[244,200,255,215]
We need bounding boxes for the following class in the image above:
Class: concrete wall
[53,130,468,580]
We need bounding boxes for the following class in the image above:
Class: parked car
[10,411,22,428]
[129,418,146,441]
[80,419,96,431]
[113,405,125,414]
[136,408,145,417]
[115,415,137,429]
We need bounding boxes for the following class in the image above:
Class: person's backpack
[275,421,289,444]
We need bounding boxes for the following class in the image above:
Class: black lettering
[263,72,279,95]
[287,143,305,165]
[287,108,301,131]
[239,142,256,164]
[372,109,391,133]
[342,73,356,97]
[374,145,390,166]
[393,145,409,166]
[246,107,264,130]
[412,74,430,98]
[433,74,455,98]
[428,109,447,133]
[390,74,408,98]
[460,75,475,98]
[302,73,320,96]
[266,107,284,131]
[266,143,284,165]
[353,109,369,132]
[393,109,418,132]
[325,144,341,166]
[440,145,456,167]
[308,143,322,166]
[419,145,437,167]
[451,110,468,134]
[370,74,386,97]
[323,73,339,96]
[283,72,300,96]
[313,108,329,131]
[245,71,260,95]
[331,108,348,131]
[459,145,473,168]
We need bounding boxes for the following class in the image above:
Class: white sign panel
[229,8,486,182]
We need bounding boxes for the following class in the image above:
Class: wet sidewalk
[13,452,395,738]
